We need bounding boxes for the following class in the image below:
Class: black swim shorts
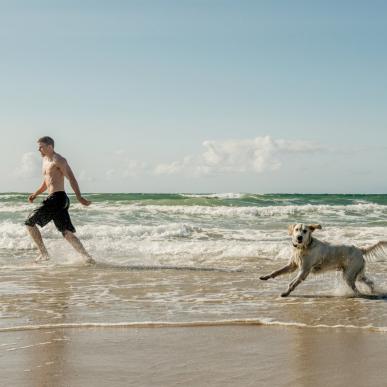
[25,191,76,234]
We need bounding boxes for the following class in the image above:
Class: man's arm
[58,158,91,206]
[28,181,47,203]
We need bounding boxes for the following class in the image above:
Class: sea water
[1,192,387,332]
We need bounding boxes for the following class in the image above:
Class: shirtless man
[25,136,95,264]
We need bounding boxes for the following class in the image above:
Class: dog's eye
[303,230,307,234]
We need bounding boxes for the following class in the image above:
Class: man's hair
[38,136,55,147]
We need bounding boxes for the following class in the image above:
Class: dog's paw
[259,275,270,281]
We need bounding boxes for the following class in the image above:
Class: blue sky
[1,1,386,193]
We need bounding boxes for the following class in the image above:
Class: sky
[1,0,386,193]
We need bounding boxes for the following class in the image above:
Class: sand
[1,325,387,387]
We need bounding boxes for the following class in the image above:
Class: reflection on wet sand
[2,326,387,387]
[23,270,72,386]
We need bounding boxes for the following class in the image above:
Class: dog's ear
[288,224,296,235]
[308,224,322,232]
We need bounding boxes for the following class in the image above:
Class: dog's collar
[307,237,314,248]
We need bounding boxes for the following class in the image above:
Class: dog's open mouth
[293,238,304,247]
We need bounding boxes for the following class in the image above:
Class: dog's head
[288,223,322,248]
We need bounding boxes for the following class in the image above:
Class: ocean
[1,192,387,332]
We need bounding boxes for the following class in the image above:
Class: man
[25,136,95,264]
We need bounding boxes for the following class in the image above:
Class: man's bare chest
[43,161,61,177]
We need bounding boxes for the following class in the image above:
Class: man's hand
[78,197,91,206]
[28,193,37,203]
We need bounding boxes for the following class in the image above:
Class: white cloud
[105,169,117,179]
[153,156,193,175]
[200,137,280,174]
[106,137,325,180]
[78,169,95,183]
[123,160,149,177]
[154,136,324,176]
[15,152,41,179]
[106,151,150,179]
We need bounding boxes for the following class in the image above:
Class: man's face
[37,142,52,157]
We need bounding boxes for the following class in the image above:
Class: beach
[1,193,387,385]
[2,325,387,387]
[2,0,386,384]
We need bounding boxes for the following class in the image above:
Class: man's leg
[62,230,95,264]
[26,225,50,261]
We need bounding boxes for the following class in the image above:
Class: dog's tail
[360,241,387,261]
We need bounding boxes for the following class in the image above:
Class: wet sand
[1,326,387,387]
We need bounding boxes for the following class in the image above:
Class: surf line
[0,320,386,333]
[95,263,244,273]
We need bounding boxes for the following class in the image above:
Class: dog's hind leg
[358,275,375,293]
[343,268,363,296]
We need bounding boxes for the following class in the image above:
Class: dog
[260,223,387,297]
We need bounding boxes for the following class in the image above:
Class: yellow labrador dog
[260,223,386,297]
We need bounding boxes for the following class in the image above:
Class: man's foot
[35,254,50,263]
[84,256,96,266]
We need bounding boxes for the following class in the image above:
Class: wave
[1,319,386,332]
[0,203,33,213]
[0,193,28,200]
[33,202,383,223]
[2,200,387,224]
[0,219,293,262]
[180,193,248,199]
[85,202,387,219]
[1,219,387,263]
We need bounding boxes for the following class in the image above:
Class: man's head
[37,136,55,157]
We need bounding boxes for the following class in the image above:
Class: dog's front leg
[281,269,310,297]
[260,262,297,281]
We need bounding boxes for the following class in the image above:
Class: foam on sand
[1,318,387,332]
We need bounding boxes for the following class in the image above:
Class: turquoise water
[0,192,387,332]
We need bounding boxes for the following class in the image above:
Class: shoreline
[1,318,387,333]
